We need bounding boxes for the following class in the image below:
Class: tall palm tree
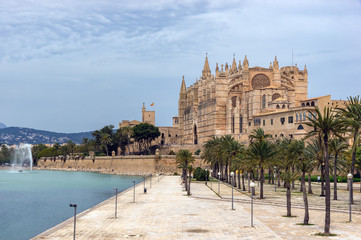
[222,135,244,184]
[246,132,275,199]
[338,96,361,203]
[329,138,349,200]
[305,106,344,235]
[187,165,194,195]
[294,140,313,225]
[100,133,112,156]
[176,149,195,192]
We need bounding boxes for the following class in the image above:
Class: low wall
[37,155,206,175]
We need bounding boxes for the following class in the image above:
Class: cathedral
[177,55,344,146]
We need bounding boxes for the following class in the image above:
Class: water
[0,170,143,240]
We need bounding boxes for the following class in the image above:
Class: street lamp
[257,166,260,187]
[150,174,152,188]
[69,203,77,240]
[250,182,255,227]
[347,173,353,222]
[113,187,118,218]
[210,170,213,189]
[205,169,208,186]
[132,180,136,203]
[143,176,147,194]
[218,172,221,196]
[230,171,235,210]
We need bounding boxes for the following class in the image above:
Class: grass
[282,215,297,218]
[296,223,315,226]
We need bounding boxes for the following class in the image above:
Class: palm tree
[329,138,349,200]
[100,133,112,156]
[276,139,298,217]
[294,140,313,225]
[338,96,361,203]
[246,129,275,199]
[222,135,244,185]
[306,138,324,195]
[176,149,195,192]
[305,106,344,235]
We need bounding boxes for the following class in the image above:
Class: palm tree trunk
[242,172,246,191]
[237,172,241,189]
[260,166,264,199]
[302,172,309,224]
[286,182,291,217]
[187,174,191,195]
[278,171,281,187]
[269,169,272,184]
[183,168,187,191]
[308,173,313,194]
[333,153,338,200]
[323,138,331,235]
[321,164,325,196]
[292,166,295,190]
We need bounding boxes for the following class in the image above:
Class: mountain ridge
[0,127,93,145]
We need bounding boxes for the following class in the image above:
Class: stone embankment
[37,154,205,175]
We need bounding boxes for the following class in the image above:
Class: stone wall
[37,155,207,175]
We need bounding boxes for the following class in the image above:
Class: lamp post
[274,167,277,192]
[230,171,235,210]
[132,180,136,203]
[205,169,208,186]
[210,170,213,189]
[347,173,353,222]
[150,174,152,188]
[218,172,221,196]
[113,187,118,218]
[250,182,255,227]
[69,203,77,240]
[143,176,147,193]
[257,166,259,187]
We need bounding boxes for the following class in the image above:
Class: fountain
[12,144,33,172]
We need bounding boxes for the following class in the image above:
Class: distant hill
[0,127,93,145]
[0,123,6,129]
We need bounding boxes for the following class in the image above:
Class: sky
[1,0,361,133]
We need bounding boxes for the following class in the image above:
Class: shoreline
[32,173,148,239]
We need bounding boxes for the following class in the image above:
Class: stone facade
[177,55,344,145]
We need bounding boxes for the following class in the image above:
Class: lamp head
[347,173,353,179]
[250,182,255,188]
[218,172,221,176]
[230,172,234,177]
[69,203,77,208]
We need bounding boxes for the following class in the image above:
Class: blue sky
[1,0,360,133]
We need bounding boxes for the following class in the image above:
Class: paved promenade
[34,176,361,240]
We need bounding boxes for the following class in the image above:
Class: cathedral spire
[243,55,249,70]
[202,54,211,78]
[231,55,237,73]
[273,56,279,70]
[180,75,186,92]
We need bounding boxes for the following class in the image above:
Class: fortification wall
[37,155,206,175]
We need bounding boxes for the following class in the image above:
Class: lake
[0,170,143,240]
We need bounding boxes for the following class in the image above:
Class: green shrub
[168,150,176,155]
[193,167,209,181]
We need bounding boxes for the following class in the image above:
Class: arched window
[308,113,312,119]
[280,133,284,138]
[296,113,299,121]
[297,125,304,130]
[262,95,266,109]
[276,105,280,109]
[311,101,315,106]
[302,103,305,107]
[282,105,286,109]
[306,102,310,106]
[303,112,306,120]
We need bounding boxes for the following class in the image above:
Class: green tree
[338,96,361,203]
[329,138,348,200]
[305,106,344,235]
[246,128,274,199]
[100,133,112,156]
[176,149,195,192]
[132,123,160,154]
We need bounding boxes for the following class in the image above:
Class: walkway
[34,176,361,239]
